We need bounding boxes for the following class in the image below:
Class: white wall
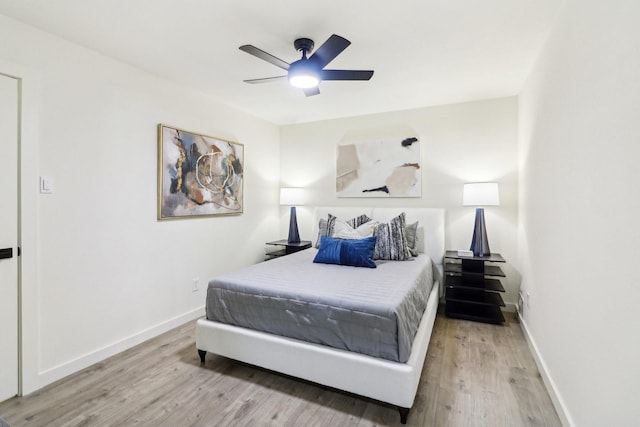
[280,97,520,305]
[518,0,640,425]
[0,14,281,392]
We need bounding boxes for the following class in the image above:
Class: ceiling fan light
[289,74,319,88]
[288,60,320,88]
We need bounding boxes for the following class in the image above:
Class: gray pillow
[405,221,419,257]
[314,218,328,248]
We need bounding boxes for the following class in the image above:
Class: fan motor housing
[294,38,314,54]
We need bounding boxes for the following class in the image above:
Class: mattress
[205,248,433,363]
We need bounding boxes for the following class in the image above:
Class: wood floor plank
[0,310,561,426]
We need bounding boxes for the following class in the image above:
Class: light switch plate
[40,176,54,194]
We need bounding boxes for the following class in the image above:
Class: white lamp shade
[280,187,305,206]
[463,182,500,206]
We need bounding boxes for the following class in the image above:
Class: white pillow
[332,220,378,240]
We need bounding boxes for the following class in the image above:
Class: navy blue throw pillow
[313,236,377,268]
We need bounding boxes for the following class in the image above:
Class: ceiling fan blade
[239,45,290,71]
[303,87,320,97]
[307,34,351,69]
[320,70,374,81]
[243,76,288,84]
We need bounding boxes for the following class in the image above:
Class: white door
[0,73,19,402]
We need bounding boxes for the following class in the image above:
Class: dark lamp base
[470,207,491,256]
[287,206,301,244]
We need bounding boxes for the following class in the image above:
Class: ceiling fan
[239,34,374,97]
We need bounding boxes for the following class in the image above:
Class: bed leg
[198,349,206,364]
[398,407,410,424]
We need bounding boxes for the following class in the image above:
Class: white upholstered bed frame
[196,207,445,423]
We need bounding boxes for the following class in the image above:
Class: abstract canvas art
[158,124,243,219]
[336,137,421,198]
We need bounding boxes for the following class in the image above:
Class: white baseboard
[35,306,204,391]
[518,313,574,427]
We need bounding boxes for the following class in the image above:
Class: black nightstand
[444,251,506,324]
[264,239,312,260]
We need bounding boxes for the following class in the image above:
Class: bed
[196,207,445,423]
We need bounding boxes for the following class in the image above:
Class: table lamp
[280,187,305,244]
[463,182,499,256]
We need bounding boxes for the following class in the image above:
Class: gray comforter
[205,248,433,363]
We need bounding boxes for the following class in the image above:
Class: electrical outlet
[518,291,524,316]
[526,292,531,308]
[192,277,199,292]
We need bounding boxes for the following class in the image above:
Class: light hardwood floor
[0,310,561,426]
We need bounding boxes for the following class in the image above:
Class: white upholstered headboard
[311,207,446,285]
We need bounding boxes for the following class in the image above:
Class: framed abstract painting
[158,124,244,219]
[336,137,421,198]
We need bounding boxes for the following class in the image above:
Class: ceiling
[0,0,562,125]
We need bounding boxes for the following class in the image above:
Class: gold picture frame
[157,124,244,220]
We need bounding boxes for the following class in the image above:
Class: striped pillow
[327,213,372,237]
[373,212,412,261]
[315,213,373,248]
[332,219,378,240]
